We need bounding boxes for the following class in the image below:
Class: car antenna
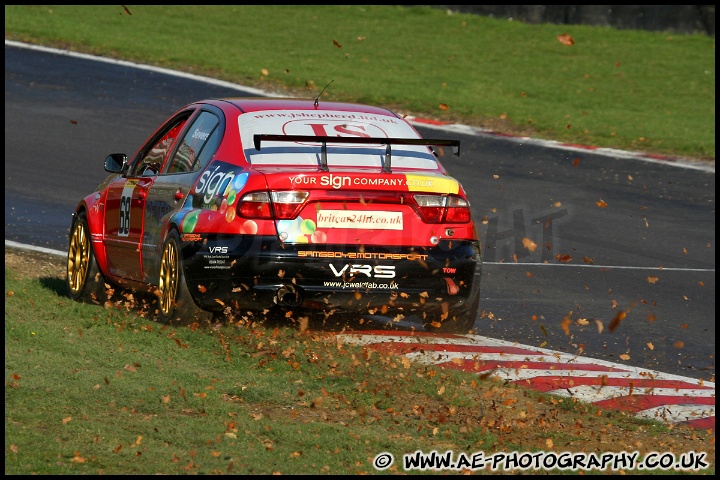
[314,80,334,108]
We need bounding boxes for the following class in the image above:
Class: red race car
[66,98,483,332]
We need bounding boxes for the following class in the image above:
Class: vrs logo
[329,264,395,279]
[209,246,228,254]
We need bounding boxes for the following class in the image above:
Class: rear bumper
[181,234,482,315]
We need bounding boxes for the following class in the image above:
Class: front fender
[74,190,109,277]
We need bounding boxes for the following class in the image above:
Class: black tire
[422,291,480,334]
[66,211,108,305]
[157,229,214,326]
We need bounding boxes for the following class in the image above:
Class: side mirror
[104,153,127,173]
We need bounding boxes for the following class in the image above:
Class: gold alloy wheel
[159,240,179,316]
[67,220,90,294]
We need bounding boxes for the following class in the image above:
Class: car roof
[202,97,401,117]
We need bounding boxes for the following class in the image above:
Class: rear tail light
[236,190,309,220]
[271,191,309,218]
[413,194,471,224]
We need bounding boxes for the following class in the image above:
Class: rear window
[238,110,440,170]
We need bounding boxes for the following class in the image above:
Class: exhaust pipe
[275,284,303,307]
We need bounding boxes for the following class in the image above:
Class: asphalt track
[4,40,715,431]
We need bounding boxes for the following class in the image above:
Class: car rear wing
[253,134,460,173]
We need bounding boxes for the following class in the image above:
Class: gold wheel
[159,239,179,316]
[157,230,212,325]
[67,219,90,294]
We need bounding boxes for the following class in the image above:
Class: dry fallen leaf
[596,199,608,208]
[299,316,309,333]
[438,103,449,111]
[608,310,626,332]
[561,316,571,335]
[522,237,538,252]
[70,452,86,464]
[619,353,631,361]
[594,319,604,333]
[557,34,575,46]
[647,276,659,284]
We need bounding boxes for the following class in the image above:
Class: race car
[66,97,483,333]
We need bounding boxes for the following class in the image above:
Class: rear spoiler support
[253,134,460,173]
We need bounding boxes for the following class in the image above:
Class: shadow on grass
[39,276,68,297]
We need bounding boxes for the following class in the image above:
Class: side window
[165,111,221,174]
[133,116,189,176]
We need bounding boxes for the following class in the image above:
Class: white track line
[633,405,715,424]
[5,240,66,257]
[548,386,716,402]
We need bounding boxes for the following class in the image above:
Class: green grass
[4,252,716,474]
[4,5,715,161]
